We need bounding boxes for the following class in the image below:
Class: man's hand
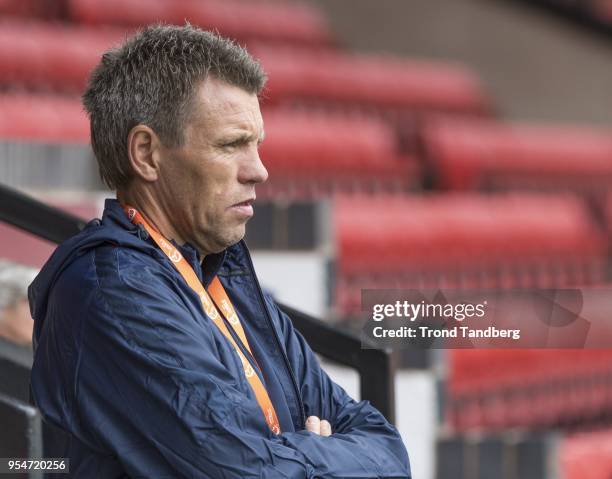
[305,416,332,437]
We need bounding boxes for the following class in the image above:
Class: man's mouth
[230,198,255,217]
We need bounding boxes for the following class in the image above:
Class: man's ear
[127,125,162,182]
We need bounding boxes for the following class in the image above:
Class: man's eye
[222,141,241,149]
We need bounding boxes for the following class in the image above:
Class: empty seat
[252,44,491,116]
[0,94,89,142]
[448,349,612,431]
[334,193,607,314]
[335,193,605,276]
[259,110,419,197]
[422,118,612,192]
[0,20,122,93]
[0,0,63,18]
[67,0,332,46]
[559,429,612,479]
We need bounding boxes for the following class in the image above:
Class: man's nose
[239,148,268,185]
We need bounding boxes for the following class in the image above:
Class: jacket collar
[102,198,242,286]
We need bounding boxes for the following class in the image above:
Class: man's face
[0,299,32,346]
[156,78,268,256]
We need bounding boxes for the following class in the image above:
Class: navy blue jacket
[29,199,410,478]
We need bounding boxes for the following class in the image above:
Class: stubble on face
[156,78,267,258]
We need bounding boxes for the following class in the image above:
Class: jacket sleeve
[264,294,411,479]
[58,255,409,478]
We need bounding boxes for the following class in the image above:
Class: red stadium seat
[258,110,419,197]
[334,193,607,315]
[559,429,612,479]
[67,0,333,46]
[0,94,89,142]
[448,350,612,431]
[0,0,63,18]
[252,44,491,116]
[335,193,605,276]
[0,20,123,93]
[422,118,612,193]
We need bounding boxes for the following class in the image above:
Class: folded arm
[265,294,411,478]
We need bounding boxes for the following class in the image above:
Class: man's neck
[117,189,187,247]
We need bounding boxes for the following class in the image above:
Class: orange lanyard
[124,205,281,435]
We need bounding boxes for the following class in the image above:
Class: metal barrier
[513,0,612,39]
[0,183,85,243]
[0,393,43,478]
[0,183,395,455]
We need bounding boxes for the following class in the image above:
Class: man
[29,24,410,478]
[0,260,36,363]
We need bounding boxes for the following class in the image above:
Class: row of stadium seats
[70,0,332,46]
[0,94,89,142]
[335,193,605,275]
[250,44,490,117]
[334,194,607,314]
[448,350,612,431]
[451,350,612,394]
[423,118,612,193]
[259,110,419,197]
[0,0,331,46]
[0,20,490,120]
[0,20,119,93]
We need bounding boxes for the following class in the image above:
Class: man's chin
[228,228,247,248]
[207,227,246,254]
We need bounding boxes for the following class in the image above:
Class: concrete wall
[312,0,612,126]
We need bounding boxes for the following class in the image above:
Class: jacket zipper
[241,241,307,429]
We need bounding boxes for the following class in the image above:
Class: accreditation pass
[0,458,68,474]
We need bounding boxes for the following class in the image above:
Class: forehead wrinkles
[188,84,263,143]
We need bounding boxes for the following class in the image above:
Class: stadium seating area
[334,193,607,314]
[449,349,612,431]
[422,118,612,194]
[2,0,612,476]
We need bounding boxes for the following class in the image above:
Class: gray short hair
[83,23,267,190]
[0,260,37,314]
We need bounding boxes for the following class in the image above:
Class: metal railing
[0,183,395,456]
[512,0,612,39]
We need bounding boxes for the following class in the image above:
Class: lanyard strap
[123,205,281,435]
